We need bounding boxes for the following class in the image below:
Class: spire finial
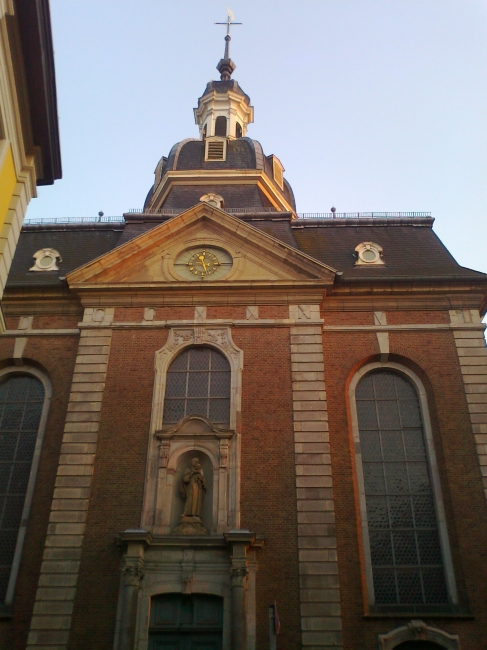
[214,9,242,80]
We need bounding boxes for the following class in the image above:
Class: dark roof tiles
[292,223,486,280]
[5,218,486,291]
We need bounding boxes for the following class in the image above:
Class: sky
[29,0,487,274]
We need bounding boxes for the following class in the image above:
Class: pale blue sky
[29,0,487,273]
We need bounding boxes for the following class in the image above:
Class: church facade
[0,44,486,650]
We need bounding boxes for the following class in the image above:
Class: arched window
[214,116,227,137]
[235,122,242,138]
[354,369,451,607]
[0,374,46,603]
[163,347,230,426]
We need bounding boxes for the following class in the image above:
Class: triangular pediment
[67,204,336,288]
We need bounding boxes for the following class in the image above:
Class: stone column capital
[230,565,249,587]
[122,562,145,587]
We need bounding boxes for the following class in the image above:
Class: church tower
[143,23,294,216]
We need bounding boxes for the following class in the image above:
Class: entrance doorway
[149,593,223,650]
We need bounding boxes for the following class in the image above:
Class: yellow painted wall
[0,145,16,229]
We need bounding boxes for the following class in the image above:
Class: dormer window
[214,116,227,137]
[200,193,224,209]
[354,242,384,266]
[30,248,62,272]
[205,137,226,161]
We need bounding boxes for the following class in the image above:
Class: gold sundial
[187,249,220,277]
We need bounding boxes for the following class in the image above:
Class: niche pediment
[156,415,233,441]
[66,203,336,288]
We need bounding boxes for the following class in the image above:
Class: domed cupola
[142,16,296,217]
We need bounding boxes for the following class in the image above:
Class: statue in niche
[174,458,207,535]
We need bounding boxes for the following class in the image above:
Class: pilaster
[290,307,343,649]
[27,323,113,649]
[450,309,487,500]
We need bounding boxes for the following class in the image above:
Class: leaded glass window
[0,375,44,602]
[356,370,449,605]
[163,347,230,426]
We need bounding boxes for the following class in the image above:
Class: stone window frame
[348,361,458,608]
[0,366,52,608]
[199,193,224,209]
[354,241,384,266]
[29,248,62,272]
[141,326,244,534]
[378,619,460,649]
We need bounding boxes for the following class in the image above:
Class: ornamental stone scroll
[378,620,460,650]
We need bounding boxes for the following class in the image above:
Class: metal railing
[296,212,431,219]
[23,210,431,225]
[24,215,125,225]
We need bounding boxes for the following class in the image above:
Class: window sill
[364,604,473,619]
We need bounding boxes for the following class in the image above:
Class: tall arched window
[214,116,227,137]
[0,374,45,603]
[354,369,451,607]
[163,347,230,426]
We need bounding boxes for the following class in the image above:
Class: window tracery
[356,370,448,605]
[163,347,231,426]
[349,362,458,611]
[0,374,46,603]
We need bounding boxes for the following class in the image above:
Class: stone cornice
[150,169,295,214]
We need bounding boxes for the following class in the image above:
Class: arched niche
[170,450,214,534]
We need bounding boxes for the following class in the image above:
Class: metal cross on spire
[215,9,242,61]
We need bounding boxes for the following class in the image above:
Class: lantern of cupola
[194,79,254,140]
[193,20,254,140]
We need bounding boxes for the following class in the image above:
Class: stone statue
[181,458,206,516]
[174,458,208,535]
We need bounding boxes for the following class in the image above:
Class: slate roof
[144,138,296,212]
[198,79,251,106]
[6,225,125,287]
[5,216,486,291]
[160,185,270,211]
[291,219,486,282]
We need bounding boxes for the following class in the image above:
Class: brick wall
[67,328,168,650]
[233,326,302,649]
[322,310,487,649]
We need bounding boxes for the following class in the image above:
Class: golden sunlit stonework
[0,0,61,327]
